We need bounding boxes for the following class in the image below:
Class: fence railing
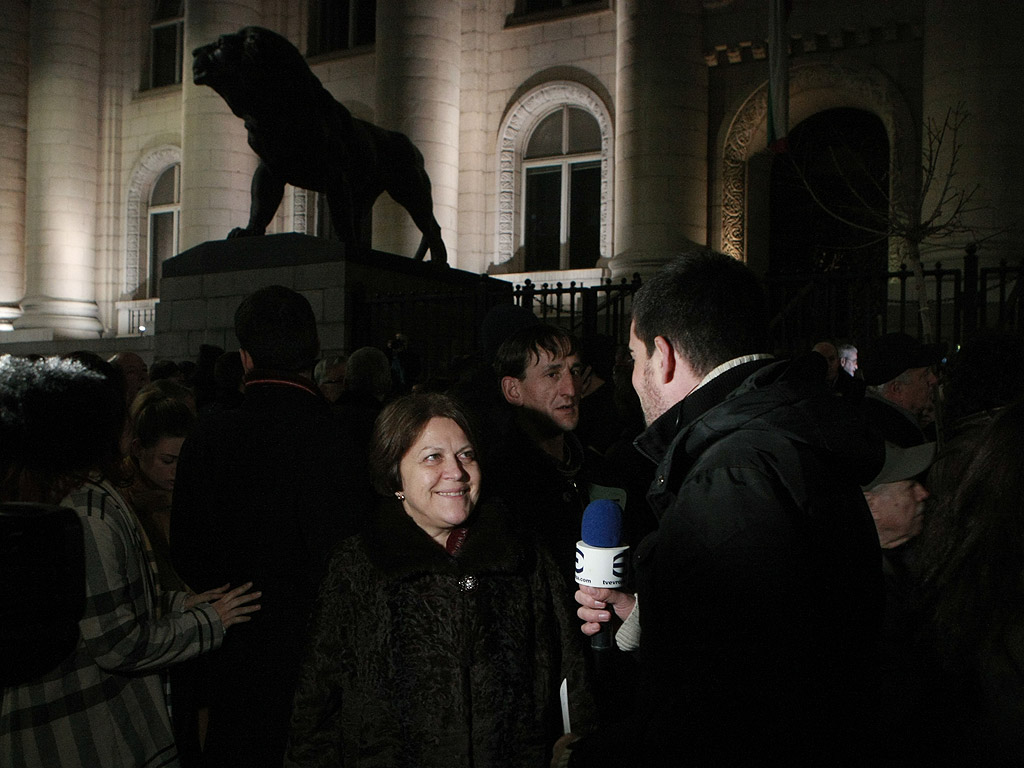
[765,254,1021,352]
[511,275,642,345]
[355,279,511,384]
[356,253,1019,380]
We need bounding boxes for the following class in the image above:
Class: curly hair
[0,355,127,503]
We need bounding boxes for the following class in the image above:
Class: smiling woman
[286,392,595,768]
[395,416,481,546]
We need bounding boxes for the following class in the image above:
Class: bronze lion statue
[192,26,447,263]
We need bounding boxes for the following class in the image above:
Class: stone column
[611,0,708,278]
[374,0,460,264]
[13,0,104,338]
[179,0,261,251]
[922,0,1024,265]
[0,0,29,330]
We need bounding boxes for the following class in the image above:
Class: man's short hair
[234,285,319,372]
[631,251,768,377]
[493,323,578,380]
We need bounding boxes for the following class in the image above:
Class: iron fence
[765,254,1021,353]
[127,306,156,336]
[356,253,1019,380]
[511,275,642,346]
[355,280,510,384]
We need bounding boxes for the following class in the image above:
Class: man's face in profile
[632,322,678,426]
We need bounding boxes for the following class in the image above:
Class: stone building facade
[0,0,1020,345]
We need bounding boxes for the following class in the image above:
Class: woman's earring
[395,491,405,501]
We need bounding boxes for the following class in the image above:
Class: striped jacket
[1,480,224,767]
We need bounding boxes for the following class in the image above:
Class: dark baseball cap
[861,333,943,386]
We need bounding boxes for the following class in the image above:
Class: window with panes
[522,106,602,271]
[147,1,183,89]
[147,165,180,297]
[308,0,376,57]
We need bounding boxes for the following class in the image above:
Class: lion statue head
[192,27,323,118]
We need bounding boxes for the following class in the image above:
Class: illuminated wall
[0,0,1019,345]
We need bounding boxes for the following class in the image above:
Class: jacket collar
[634,357,773,465]
[243,369,322,398]
[635,354,885,507]
[361,497,527,579]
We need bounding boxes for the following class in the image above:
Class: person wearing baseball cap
[863,439,936,763]
[863,440,936,549]
[861,333,943,447]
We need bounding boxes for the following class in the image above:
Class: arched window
[122,149,180,335]
[523,106,601,271]
[146,164,180,298]
[125,148,181,300]
[496,82,612,273]
[145,1,183,89]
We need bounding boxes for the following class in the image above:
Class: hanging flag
[767,0,792,153]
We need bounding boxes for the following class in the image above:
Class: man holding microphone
[571,252,883,766]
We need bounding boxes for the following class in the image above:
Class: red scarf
[445,527,469,556]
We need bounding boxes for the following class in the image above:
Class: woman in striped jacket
[0,354,259,768]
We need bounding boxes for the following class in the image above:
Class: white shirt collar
[692,353,774,393]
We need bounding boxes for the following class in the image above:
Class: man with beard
[570,252,883,766]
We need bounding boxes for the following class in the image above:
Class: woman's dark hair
[129,380,197,449]
[0,354,127,503]
[368,392,479,496]
[915,399,1024,663]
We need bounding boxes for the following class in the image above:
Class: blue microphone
[576,499,628,651]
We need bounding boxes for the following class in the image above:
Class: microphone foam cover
[581,499,623,548]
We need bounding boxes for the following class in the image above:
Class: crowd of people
[2,251,1023,767]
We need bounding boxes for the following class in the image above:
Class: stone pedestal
[157,234,510,378]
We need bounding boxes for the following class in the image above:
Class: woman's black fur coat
[285,497,593,767]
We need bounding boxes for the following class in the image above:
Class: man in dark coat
[486,325,651,585]
[571,252,884,766]
[171,285,369,768]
